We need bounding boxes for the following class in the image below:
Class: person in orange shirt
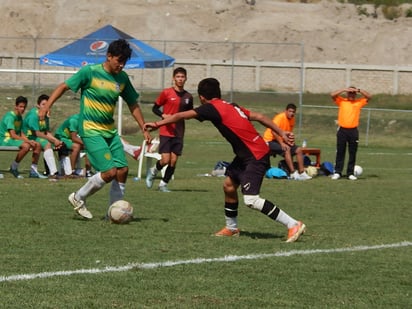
[330,86,371,180]
[263,103,311,180]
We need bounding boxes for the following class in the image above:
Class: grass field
[0,90,411,307]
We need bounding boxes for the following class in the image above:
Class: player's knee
[223,178,236,193]
[243,194,265,211]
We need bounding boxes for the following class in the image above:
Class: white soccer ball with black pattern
[108,200,134,224]
[354,165,363,177]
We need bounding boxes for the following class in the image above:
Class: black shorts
[226,154,270,195]
[268,140,298,156]
[159,136,184,155]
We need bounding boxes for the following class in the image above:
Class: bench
[0,146,20,151]
[301,147,321,168]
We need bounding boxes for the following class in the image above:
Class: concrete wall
[2,56,412,95]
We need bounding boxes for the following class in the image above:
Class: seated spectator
[263,103,311,181]
[54,113,93,177]
[0,96,43,179]
[23,94,63,179]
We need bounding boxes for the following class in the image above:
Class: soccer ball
[354,165,363,177]
[305,166,318,177]
[108,200,134,224]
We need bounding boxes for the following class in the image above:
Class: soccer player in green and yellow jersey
[39,39,151,219]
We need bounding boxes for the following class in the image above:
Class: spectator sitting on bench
[0,96,43,179]
[23,94,63,179]
[263,103,311,181]
[54,113,93,177]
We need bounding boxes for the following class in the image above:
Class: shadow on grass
[165,189,209,192]
[240,230,284,240]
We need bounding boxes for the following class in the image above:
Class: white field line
[366,152,412,155]
[1,241,410,283]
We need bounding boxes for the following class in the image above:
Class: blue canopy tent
[39,25,175,135]
[39,24,175,69]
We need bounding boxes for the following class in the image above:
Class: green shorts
[56,135,74,149]
[34,136,49,149]
[0,137,24,147]
[82,134,127,173]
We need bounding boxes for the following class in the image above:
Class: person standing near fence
[330,86,371,180]
[39,39,151,219]
[0,96,43,179]
[145,67,193,192]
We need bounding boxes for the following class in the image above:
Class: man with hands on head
[330,86,371,181]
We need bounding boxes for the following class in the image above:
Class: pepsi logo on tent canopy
[90,41,108,53]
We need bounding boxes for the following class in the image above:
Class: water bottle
[302,139,307,148]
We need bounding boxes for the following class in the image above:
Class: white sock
[31,164,38,173]
[44,148,58,175]
[76,172,106,200]
[225,216,238,230]
[109,180,126,204]
[275,209,298,229]
[76,154,82,170]
[60,156,72,175]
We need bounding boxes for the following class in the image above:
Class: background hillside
[2,0,412,66]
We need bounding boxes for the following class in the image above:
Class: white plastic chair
[137,140,161,179]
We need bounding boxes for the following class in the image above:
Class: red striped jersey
[194,98,269,160]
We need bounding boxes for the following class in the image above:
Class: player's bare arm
[70,132,84,145]
[39,83,69,120]
[35,130,63,149]
[129,103,152,143]
[249,110,292,144]
[144,110,198,131]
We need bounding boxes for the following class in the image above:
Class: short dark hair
[37,94,49,105]
[15,96,28,106]
[173,67,187,76]
[198,78,221,100]
[107,39,132,63]
[286,103,297,110]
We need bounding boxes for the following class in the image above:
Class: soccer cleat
[286,221,306,243]
[296,171,312,181]
[48,173,63,181]
[331,173,341,180]
[289,170,299,180]
[348,174,357,181]
[64,173,80,179]
[29,170,48,179]
[68,192,93,219]
[214,227,240,237]
[10,167,24,179]
[85,170,94,178]
[145,167,156,188]
[158,185,171,193]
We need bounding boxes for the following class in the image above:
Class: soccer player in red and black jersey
[145,78,306,242]
[146,67,194,192]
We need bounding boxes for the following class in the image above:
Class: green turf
[0,89,411,307]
